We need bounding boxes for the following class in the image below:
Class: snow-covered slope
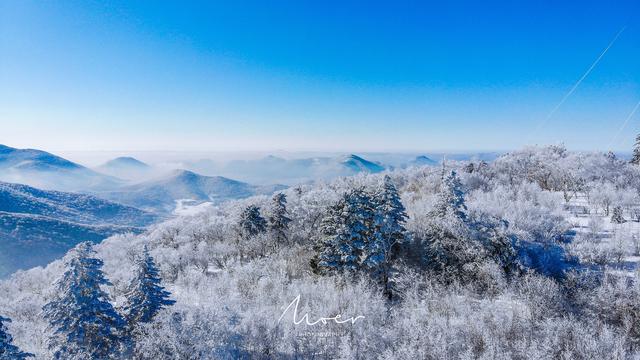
[0,212,141,278]
[0,181,157,277]
[0,181,156,226]
[99,169,287,213]
[0,144,122,191]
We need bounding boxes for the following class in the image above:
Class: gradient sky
[1,1,639,152]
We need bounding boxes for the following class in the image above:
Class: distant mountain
[101,156,149,169]
[190,154,386,185]
[0,181,157,277]
[339,154,385,173]
[96,156,153,181]
[98,169,287,213]
[407,155,438,167]
[0,144,122,191]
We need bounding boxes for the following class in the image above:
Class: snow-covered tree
[43,242,126,360]
[364,175,408,299]
[468,215,519,274]
[432,170,467,220]
[122,246,175,331]
[268,193,292,246]
[238,205,267,239]
[632,133,640,165]
[0,315,33,359]
[611,206,625,224]
[311,188,375,274]
[423,214,486,283]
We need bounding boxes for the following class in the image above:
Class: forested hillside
[3,145,640,359]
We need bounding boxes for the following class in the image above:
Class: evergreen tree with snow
[423,219,486,283]
[612,205,625,224]
[122,246,175,332]
[364,175,408,299]
[311,188,375,274]
[43,242,126,360]
[468,215,519,274]
[0,315,33,359]
[432,170,467,220]
[268,193,292,246]
[238,205,267,240]
[632,133,640,165]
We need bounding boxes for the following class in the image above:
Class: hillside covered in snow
[3,146,640,359]
[0,181,157,277]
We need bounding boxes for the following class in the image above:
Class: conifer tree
[612,205,625,224]
[632,133,640,165]
[364,176,408,299]
[238,205,267,239]
[122,246,175,331]
[0,315,33,359]
[268,193,292,246]
[43,242,126,360]
[312,188,374,274]
[432,170,467,220]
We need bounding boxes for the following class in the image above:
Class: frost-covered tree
[468,215,518,274]
[422,218,486,283]
[432,170,467,220]
[0,315,33,359]
[43,242,126,360]
[632,133,640,165]
[364,176,408,298]
[268,193,292,246]
[311,188,375,274]
[122,246,175,332]
[611,206,625,224]
[238,205,267,239]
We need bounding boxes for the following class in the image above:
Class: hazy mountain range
[0,144,122,192]
[98,169,288,213]
[0,144,445,277]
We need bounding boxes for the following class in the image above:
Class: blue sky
[1,1,638,152]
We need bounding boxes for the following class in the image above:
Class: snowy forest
[4,144,640,359]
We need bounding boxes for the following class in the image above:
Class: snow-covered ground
[173,199,215,216]
[565,194,640,277]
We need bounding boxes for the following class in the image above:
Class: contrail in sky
[607,99,640,150]
[532,26,626,137]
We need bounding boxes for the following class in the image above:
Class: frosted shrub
[514,272,564,321]
[566,233,618,265]
[582,273,640,347]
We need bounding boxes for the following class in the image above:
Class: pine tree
[612,205,625,224]
[238,205,267,239]
[268,193,292,246]
[432,170,467,220]
[364,176,408,299]
[632,133,640,165]
[469,216,518,274]
[310,199,345,274]
[423,220,486,283]
[122,246,175,331]
[0,315,33,359]
[425,171,492,283]
[312,188,375,274]
[43,242,126,360]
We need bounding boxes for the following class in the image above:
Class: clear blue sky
[1,1,638,152]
